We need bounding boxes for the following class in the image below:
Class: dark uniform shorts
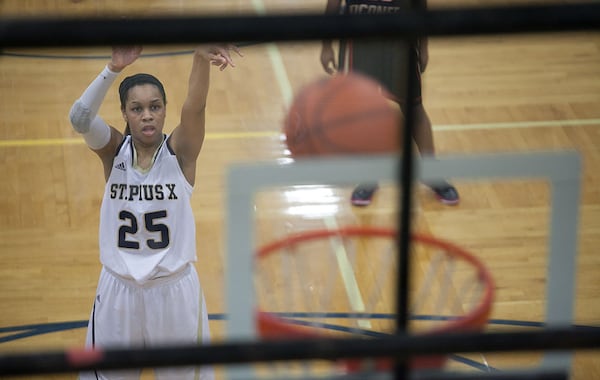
[340,38,422,108]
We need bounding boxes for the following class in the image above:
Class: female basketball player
[320,0,459,206]
[69,44,241,380]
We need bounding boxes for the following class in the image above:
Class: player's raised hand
[109,46,143,72]
[197,44,243,71]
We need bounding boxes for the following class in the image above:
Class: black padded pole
[0,327,598,376]
[1,3,600,47]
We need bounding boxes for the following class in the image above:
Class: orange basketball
[284,73,401,157]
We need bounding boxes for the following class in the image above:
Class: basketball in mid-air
[284,73,401,157]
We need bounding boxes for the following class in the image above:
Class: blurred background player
[320,0,459,206]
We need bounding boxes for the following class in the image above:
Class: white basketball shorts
[79,263,214,380]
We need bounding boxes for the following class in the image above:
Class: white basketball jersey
[99,135,196,283]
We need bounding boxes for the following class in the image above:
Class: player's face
[122,84,166,146]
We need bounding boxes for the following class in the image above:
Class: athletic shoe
[351,183,379,207]
[429,181,460,205]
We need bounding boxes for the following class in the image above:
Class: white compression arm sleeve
[80,116,112,150]
[69,65,119,149]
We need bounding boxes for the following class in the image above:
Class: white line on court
[251,0,294,107]
[324,216,372,329]
[2,118,599,148]
[252,0,371,330]
[251,0,368,328]
[249,0,372,324]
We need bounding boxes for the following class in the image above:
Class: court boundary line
[2,118,599,147]
[2,315,598,343]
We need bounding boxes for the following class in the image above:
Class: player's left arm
[169,45,241,185]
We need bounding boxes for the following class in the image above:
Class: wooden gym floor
[0,0,599,379]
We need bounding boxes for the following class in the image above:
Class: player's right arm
[69,46,142,180]
[320,0,342,74]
